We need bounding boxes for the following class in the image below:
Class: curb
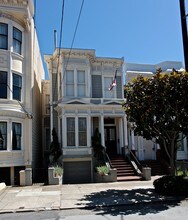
[0,196,187,214]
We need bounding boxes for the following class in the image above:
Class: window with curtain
[13,27,22,54]
[0,71,7,99]
[77,70,85,97]
[0,122,7,150]
[66,70,74,96]
[13,73,22,101]
[12,122,22,150]
[78,118,87,146]
[0,23,8,50]
[67,118,75,146]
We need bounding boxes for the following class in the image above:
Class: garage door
[63,161,91,184]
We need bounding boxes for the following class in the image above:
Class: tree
[49,128,62,166]
[123,69,188,175]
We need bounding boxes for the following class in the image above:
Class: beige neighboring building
[0,0,45,185]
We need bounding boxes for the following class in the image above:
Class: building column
[100,115,105,146]
[10,167,14,185]
[131,129,135,150]
[87,115,91,147]
[123,115,128,147]
[119,118,123,150]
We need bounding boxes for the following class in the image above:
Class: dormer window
[0,23,8,50]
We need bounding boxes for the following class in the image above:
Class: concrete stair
[141,160,167,176]
[109,155,142,181]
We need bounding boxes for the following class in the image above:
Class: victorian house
[45,48,128,183]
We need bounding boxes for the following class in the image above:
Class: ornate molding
[0,0,28,7]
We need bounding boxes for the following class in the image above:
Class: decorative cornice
[0,0,28,7]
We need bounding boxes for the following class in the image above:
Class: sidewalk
[0,177,186,214]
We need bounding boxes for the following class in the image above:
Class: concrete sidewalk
[0,177,186,214]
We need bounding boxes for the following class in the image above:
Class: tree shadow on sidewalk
[76,188,184,216]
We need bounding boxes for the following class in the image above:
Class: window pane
[0,23,8,35]
[13,27,22,41]
[78,118,87,146]
[0,71,7,99]
[13,40,21,54]
[12,123,22,150]
[104,77,114,98]
[0,122,7,150]
[67,118,75,146]
[78,85,85,97]
[0,23,8,50]
[0,36,7,49]
[66,70,74,83]
[66,85,74,96]
[77,71,85,83]
[13,27,22,54]
[13,74,22,101]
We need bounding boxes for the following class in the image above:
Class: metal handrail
[105,152,113,168]
[125,147,143,174]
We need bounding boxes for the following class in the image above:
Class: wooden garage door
[64,161,91,184]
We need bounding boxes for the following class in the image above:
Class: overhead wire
[58,0,85,99]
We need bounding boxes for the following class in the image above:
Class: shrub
[96,166,110,176]
[54,166,63,177]
[153,175,188,196]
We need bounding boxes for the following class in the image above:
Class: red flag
[108,70,117,91]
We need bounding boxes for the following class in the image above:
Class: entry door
[104,126,117,155]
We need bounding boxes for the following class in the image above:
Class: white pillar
[100,115,105,146]
[123,115,128,147]
[119,118,123,149]
[131,129,135,150]
[87,115,91,147]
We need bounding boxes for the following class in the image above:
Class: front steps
[141,160,167,176]
[109,155,142,181]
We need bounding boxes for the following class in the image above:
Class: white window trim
[0,118,23,151]
[64,68,88,98]
[65,115,89,148]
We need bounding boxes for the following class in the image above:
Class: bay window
[78,118,87,146]
[67,118,75,146]
[66,117,87,147]
[13,27,22,54]
[0,23,8,50]
[0,122,7,150]
[0,71,7,99]
[12,122,22,150]
[13,73,22,101]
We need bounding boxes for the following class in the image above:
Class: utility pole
[179,0,188,71]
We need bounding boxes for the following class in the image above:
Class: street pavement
[0,176,187,214]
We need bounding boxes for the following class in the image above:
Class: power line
[6,84,33,119]
[58,0,85,99]
[52,0,65,104]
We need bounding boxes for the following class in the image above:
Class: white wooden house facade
[45,48,128,183]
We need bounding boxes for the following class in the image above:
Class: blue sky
[35,0,187,79]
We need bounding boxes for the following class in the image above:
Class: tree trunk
[162,138,177,176]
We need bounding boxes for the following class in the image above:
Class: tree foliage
[123,69,188,175]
